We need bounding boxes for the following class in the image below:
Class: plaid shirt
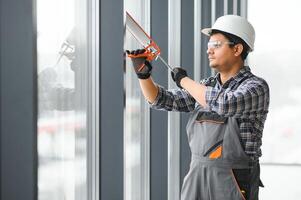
[150,66,270,160]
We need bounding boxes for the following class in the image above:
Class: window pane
[124,2,150,200]
[248,1,301,198]
[37,0,88,199]
[248,0,301,164]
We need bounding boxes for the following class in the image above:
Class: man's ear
[234,43,243,57]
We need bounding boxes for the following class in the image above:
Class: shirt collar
[215,66,251,87]
[233,66,251,82]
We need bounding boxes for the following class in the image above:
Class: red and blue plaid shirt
[150,66,270,160]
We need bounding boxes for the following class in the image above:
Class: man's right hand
[171,67,188,89]
[126,49,153,79]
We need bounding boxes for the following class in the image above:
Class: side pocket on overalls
[231,169,251,200]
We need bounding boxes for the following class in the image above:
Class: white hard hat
[201,15,255,51]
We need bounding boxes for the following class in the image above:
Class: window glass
[37,0,88,199]
[124,1,149,200]
[248,1,301,199]
[248,0,301,164]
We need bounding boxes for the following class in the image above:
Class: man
[127,15,269,200]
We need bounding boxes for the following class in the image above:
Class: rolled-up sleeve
[149,85,196,112]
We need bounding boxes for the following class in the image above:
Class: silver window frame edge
[240,0,248,65]
[141,1,151,200]
[168,0,181,199]
[194,0,201,81]
[240,0,247,18]
[211,0,216,25]
[210,0,217,76]
[87,0,100,199]
[224,0,228,15]
[233,0,238,15]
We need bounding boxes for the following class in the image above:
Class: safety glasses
[207,41,235,49]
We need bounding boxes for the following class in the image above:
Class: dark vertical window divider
[201,0,212,79]
[0,0,37,199]
[180,0,194,188]
[99,0,124,199]
[150,0,168,199]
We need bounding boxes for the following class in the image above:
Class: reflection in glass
[37,0,88,199]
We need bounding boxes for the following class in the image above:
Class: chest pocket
[188,111,228,158]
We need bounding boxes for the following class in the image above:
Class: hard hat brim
[201,28,212,36]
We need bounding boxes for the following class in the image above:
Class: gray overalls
[181,105,262,200]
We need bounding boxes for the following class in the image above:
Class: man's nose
[207,47,213,54]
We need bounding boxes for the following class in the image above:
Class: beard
[210,63,217,68]
[209,61,219,69]
[209,61,223,73]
